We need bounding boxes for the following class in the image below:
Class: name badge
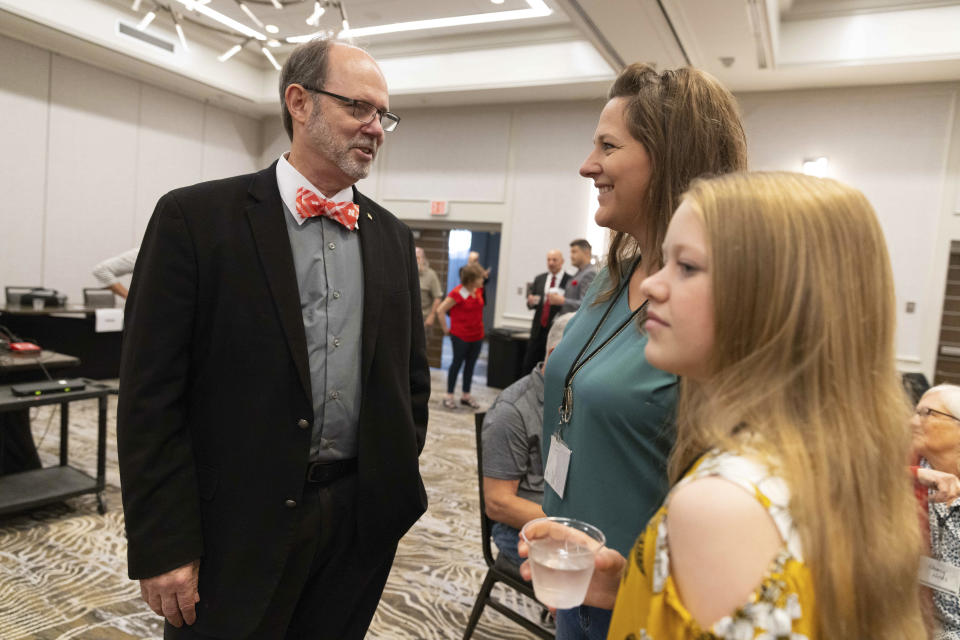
[919,556,960,596]
[544,433,571,499]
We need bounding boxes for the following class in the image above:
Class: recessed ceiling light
[218,43,243,61]
[491,0,506,4]
[137,11,156,30]
[306,2,325,26]
[237,2,265,28]
[173,0,266,39]
[265,24,280,33]
[261,46,282,70]
[334,0,550,39]
[267,39,281,47]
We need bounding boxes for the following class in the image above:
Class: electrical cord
[32,404,58,450]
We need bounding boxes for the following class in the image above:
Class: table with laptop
[0,316,117,515]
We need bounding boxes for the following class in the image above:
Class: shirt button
[330,390,340,400]
[297,418,310,430]
[328,242,336,250]
[332,291,341,299]
[284,499,297,508]
[333,338,341,348]
[322,440,335,449]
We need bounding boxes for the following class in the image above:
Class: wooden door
[935,241,960,384]
[412,229,449,369]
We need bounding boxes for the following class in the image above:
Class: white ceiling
[0,0,959,117]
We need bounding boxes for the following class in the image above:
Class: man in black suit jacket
[522,249,571,373]
[117,40,429,639]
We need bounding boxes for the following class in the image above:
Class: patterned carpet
[0,369,546,639]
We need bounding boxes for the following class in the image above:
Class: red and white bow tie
[295,187,360,231]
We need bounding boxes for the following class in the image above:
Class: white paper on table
[95,308,124,333]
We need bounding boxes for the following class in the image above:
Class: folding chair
[462,411,554,639]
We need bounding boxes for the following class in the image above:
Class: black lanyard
[558,256,646,431]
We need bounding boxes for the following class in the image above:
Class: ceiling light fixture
[137,10,156,30]
[491,0,505,4]
[306,2,326,26]
[268,39,281,47]
[265,24,279,33]
[335,0,550,39]
[131,0,142,11]
[218,42,244,61]
[236,1,265,28]
[172,12,189,51]
[261,46,282,70]
[269,0,283,9]
[339,2,350,36]
[172,0,266,40]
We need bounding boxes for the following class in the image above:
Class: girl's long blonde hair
[672,172,925,638]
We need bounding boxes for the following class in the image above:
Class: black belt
[305,458,357,486]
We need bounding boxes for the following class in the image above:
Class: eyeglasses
[299,85,400,132]
[916,406,960,423]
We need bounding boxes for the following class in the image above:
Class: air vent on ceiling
[117,21,176,53]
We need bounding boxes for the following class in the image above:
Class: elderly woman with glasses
[913,383,960,638]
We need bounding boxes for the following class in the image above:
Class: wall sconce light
[802,157,829,177]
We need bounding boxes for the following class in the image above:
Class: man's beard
[307,108,378,181]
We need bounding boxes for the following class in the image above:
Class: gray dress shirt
[282,201,363,462]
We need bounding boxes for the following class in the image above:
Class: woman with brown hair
[540,63,747,639]
[530,172,926,638]
[438,263,487,410]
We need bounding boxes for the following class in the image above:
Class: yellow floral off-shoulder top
[606,450,817,640]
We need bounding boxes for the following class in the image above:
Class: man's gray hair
[278,39,334,141]
[925,384,960,418]
[546,312,575,355]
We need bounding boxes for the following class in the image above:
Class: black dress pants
[522,327,547,374]
[165,472,397,640]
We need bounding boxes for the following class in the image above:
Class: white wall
[263,84,960,379]
[0,33,262,303]
[5,26,960,380]
[261,100,607,331]
[738,84,960,378]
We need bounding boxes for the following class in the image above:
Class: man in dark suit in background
[523,249,570,372]
[117,39,429,639]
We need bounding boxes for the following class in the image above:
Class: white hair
[925,384,960,418]
[546,312,575,354]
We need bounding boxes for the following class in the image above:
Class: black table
[0,350,82,475]
[0,379,117,516]
[487,328,530,389]
[0,305,122,379]
[0,350,81,382]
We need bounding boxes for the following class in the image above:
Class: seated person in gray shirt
[482,312,574,566]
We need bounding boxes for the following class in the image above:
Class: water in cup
[521,516,605,609]
[528,537,596,609]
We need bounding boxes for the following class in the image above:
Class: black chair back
[463,411,554,639]
[83,288,116,309]
[4,286,39,306]
[474,412,497,570]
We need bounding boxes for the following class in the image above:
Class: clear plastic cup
[521,516,606,609]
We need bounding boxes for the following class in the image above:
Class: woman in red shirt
[438,263,486,410]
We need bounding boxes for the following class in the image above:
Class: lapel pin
[367,213,373,220]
